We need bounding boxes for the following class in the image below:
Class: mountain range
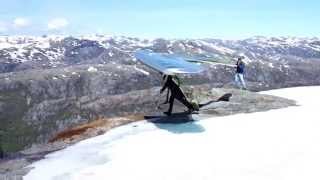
[1,35,320,73]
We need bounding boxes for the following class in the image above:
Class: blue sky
[0,0,319,39]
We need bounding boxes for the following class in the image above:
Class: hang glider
[134,49,235,116]
[134,50,204,75]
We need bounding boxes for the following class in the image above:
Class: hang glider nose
[134,50,204,75]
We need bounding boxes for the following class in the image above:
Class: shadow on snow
[144,112,205,134]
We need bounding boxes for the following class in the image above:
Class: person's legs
[164,95,175,115]
[161,89,170,104]
[239,74,247,89]
[235,73,241,88]
[176,94,198,112]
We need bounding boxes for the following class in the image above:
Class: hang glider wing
[134,50,204,75]
[185,58,236,68]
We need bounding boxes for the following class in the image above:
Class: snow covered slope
[24,86,320,180]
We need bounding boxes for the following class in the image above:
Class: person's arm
[160,76,168,94]
[165,89,170,101]
[234,61,238,72]
[160,83,167,94]
[160,89,170,104]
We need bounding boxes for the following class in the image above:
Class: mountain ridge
[1,35,320,73]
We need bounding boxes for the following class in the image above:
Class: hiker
[160,75,197,116]
[234,56,247,90]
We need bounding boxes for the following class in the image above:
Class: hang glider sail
[134,50,204,75]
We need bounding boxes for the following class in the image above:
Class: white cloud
[13,17,30,28]
[48,18,69,30]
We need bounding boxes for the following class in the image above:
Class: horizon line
[0,34,319,41]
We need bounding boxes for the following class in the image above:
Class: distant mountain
[0,35,320,73]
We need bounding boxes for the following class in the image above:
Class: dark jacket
[236,61,245,74]
[160,75,185,98]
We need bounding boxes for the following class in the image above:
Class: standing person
[234,57,247,90]
[160,75,198,116]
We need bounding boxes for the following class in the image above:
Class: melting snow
[24,86,320,180]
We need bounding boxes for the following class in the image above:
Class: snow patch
[87,66,98,72]
[24,86,320,180]
[198,40,235,54]
[268,62,274,68]
[134,65,150,75]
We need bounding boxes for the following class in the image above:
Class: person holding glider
[160,74,198,116]
[134,50,233,116]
